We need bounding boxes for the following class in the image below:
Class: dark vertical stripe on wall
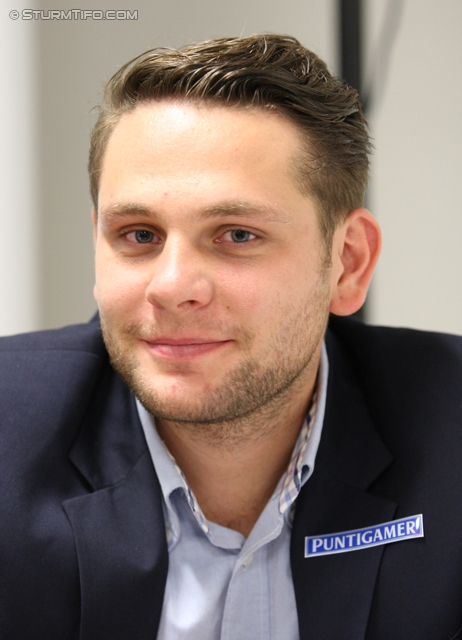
[340,0,362,95]
[339,0,366,322]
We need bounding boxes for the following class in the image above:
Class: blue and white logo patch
[305,514,424,558]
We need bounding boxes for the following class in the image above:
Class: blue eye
[134,230,154,243]
[230,229,252,242]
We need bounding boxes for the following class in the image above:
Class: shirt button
[242,554,254,568]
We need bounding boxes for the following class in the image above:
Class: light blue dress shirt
[137,343,328,640]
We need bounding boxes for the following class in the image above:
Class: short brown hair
[89,34,370,244]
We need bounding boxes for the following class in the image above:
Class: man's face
[94,102,336,429]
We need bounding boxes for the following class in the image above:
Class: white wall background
[0,5,39,335]
[366,0,462,334]
[1,0,461,336]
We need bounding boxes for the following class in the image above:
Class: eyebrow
[199,202,290,224]
[99,200,291,224]
[99,203,153,220]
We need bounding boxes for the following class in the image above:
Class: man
[1,34,462,640]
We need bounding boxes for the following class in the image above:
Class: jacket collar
[291,326,396,640]
[64,361,168,640]
[68,362,147,490]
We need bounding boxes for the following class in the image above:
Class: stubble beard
[100,271,330,446]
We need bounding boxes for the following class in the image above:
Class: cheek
[219,266,271,313]
[220,265,298,325]
[95,259,149,315]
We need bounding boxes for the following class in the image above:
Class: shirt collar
[137,342,329,536]
[279,342,328,520]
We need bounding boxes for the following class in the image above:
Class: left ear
[329,208,381,316]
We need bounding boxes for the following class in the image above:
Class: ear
[329,208,381,316]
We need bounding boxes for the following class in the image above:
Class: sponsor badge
[305,514,424,558]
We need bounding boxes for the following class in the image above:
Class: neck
[155,360,319,537]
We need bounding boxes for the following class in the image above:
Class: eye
[231,230,251,243]
[222,229,256,243]
[133,230,155,243]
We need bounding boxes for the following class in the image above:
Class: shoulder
[326,315,462,449]
[0,319,114,477]
[0,319,109,427]
[326,314,462,401]
[0,316,106,357]
[327,314,462,373]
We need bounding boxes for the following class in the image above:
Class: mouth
[141,337,233,359]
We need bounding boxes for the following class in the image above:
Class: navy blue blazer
[1,316,462,639]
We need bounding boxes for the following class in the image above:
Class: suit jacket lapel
[291,329,396,640]
[64,363,168,640]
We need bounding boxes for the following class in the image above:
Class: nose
[145,235,214,312]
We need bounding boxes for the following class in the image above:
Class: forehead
[97,101,317,224]
[101,100,306,175]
